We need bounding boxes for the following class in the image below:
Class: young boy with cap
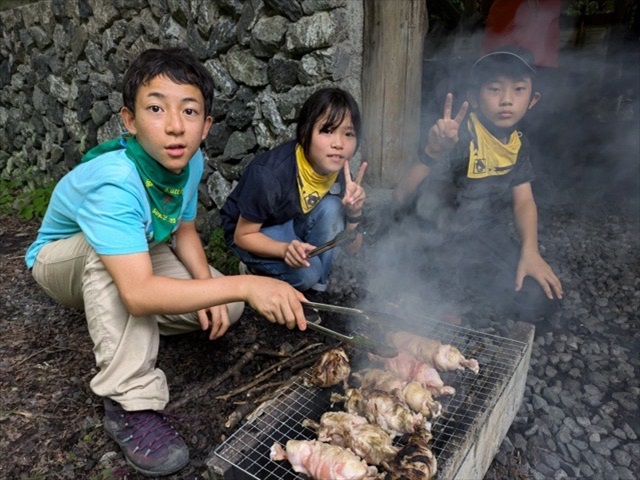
[393,45,563,322]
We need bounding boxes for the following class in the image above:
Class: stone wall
[0,0,363,234]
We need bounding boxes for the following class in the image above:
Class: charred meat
[306,346,351,388]
[381,430,437,480]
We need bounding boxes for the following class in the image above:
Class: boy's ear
[528,92,542,110]
[120,107,137,134]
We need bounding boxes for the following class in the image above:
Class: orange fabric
[482,0,563,67]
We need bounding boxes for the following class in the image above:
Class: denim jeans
[230,195,345,291]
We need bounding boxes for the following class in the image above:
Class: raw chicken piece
[354,369,442,419]
[270,439,379,480]
[305,346,351,388]
[380,352,456,397]
[387,331,480,374]
[381,430,437,480]
[331,388,424,437]
[303,411,399,466]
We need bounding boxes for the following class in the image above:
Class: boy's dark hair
[471,45,537,92]
[122,47,215,115]
[296,87,362,156]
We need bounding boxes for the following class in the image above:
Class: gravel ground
[478,208,640,480]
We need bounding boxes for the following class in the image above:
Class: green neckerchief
[81,135,189,243]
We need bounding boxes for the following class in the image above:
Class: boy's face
[307,112,357,176]
[471,75,540,130]
[120,74,213,174]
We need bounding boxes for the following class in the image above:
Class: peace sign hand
[426,93,469,159]
[342,160,368,216]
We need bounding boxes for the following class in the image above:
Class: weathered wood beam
[362,0,428,188]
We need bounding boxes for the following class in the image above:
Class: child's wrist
[418,145,442,166]
[345,212,363,224]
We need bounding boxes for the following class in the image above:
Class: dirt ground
[1,214,353,480]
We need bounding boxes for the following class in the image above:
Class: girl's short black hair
[122,47,215,115]
[296,87,362,155]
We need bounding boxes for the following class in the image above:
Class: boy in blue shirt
[393,46,563,323]
[25,47,308,477]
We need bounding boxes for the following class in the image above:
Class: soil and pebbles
[1,189,638,479]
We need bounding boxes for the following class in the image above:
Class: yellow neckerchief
[467,112,521,179]
[295,144,338,214]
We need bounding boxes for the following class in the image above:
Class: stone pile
[0,0,361,232]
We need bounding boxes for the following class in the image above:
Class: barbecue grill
[208,320,534,480]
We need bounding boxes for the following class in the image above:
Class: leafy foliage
[206,227,238,276]
[0,179,55,220]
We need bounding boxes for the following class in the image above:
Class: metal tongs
[301,301,398,358]
[307,229,359,258]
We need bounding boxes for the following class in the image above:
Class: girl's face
[306,111,357,176]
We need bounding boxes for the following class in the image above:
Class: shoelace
[118,410,180,457]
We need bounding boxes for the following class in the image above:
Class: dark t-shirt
[221,141,345,243]
[413,127,534,234]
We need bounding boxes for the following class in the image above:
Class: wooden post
[362,0,428,188]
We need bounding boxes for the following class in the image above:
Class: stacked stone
[0,0,361,232]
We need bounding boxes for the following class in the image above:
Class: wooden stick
[170,343,260,411]
[215,343,330,401]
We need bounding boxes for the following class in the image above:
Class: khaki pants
[32,233,244,411]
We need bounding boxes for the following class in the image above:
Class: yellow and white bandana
[467,113,521,179]
[295,144,338,214]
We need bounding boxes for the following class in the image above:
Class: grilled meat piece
[270,439,380,480]
[387,331,480,374]
[374,352,456,397]
[381,430,437,480]
[306,346,351,388]
[331,388,424,437]
[303,411,399,466]
[354,369,442,419]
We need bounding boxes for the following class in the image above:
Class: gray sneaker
[103,398,189,477]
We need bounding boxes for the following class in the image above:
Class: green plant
[0,179,55,220]
[206,228,238,275]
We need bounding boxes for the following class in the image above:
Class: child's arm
[512,183,563,299]
[99,249,308,331]
[172,220,232,339]
[393,93,468,205]
[341,160,367,255]
[234,217,314,268]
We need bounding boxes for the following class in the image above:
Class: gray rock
[264,0,304,21]
[226,46,269,87]
[285,10,346,54]
[206,170,232,210]
[251,15,289,57]
[267,56,300,93]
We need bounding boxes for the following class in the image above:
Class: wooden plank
[362,0,427,187]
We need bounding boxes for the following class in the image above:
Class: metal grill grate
[214,321,528,480]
